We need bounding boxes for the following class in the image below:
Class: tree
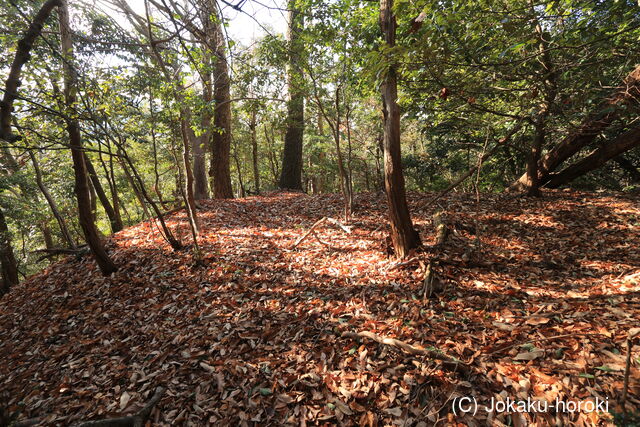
[278,0,305,191]
[379,0,421,258]
[58,0,117,275]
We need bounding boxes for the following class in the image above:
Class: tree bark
[522,6,557,196]
[192,128,209,200]
[0,0,61,142]
[84,153,123,233]
[379,0,421,258]
[278,0,305,191]
[545,126,640,188]
[511,65,640,189]
[58,0,116,275]
[29,151,76,248]
[250,110,260,194]
[0,206,19,295]
[209,6,233,199]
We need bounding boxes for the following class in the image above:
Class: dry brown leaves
[0,190,638,426]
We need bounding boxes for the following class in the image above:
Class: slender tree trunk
[380,0,421,258]
[118,154,150,218]
[180,116,202,260]
[84,152,123,232]
[545,126,640,188]
[40,222,54,251]
[264,125,280,186]
[279,0,304,190]
[58,0,116,275]
[209,6,233,199]
[149,89,169,208]
[29,151,76,247]
[0,206,19,295]
[0,0,61,142]
[250,110,260,193]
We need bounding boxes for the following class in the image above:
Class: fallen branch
[293,217,352,248]
[326,217,353,234]
[72,387,165,427]
[293,217,327,248]
[33,245,90,262]
[12,388,165,427]
[341,331,463,365]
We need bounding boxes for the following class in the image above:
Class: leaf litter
[0,190,638,426]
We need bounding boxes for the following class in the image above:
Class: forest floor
[1,190,639,426]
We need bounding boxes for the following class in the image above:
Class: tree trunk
[209,7,233,199]
[149,91,169,208]
[0,206,19,295]
[29,151,76,248]
[511,65,640,189]
[118,154,150,218]
[250,110,260,194]
[40,222,54,251]
[192,127,209,200]
[522,7,557,196]
[379,0,421,258]
[84,152,123,233]
[180,117,201,238]
[545,126,640,188]
[58,0,116,275]
[278,0,304,191]
[0,0,61,142]
[264,125,280,186]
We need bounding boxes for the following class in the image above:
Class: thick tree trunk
[84,153,123,233]
[545,126,640,188]
[29,151,76,248]
[379,0,421,258]
[511,65,640,189]
[521,8,557,196]
[0,0,61,142]
[0,206,19,295]
[209,9,233,199]
[192,130,209,200]
[58,0,116,275]
[278,0,305,191]
[250,110,260,194]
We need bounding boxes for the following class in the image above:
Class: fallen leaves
[0,190,638,425]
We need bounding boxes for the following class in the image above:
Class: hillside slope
[1,191,639,426]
